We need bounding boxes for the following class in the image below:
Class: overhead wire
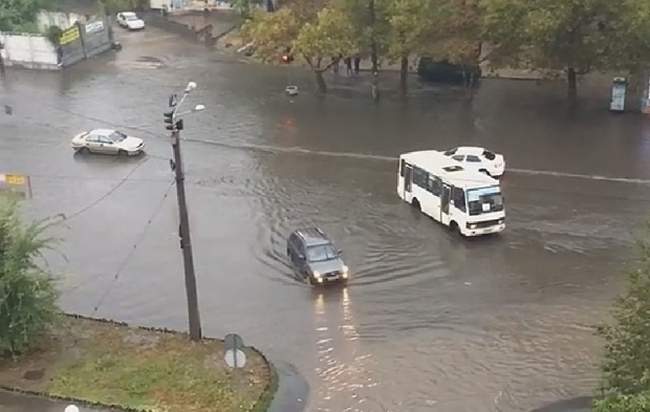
[59,157,150,223]
[90,179,176,313]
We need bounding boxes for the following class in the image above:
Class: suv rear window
[444,148,457,156]
[466,155,481,162]
[483,150,496,160]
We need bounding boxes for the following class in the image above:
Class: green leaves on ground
[0,199,59,356]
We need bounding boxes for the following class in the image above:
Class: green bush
[594,391,650,412]
[597,225,650,395]
[45,25,63,45]
[0,199,59,356]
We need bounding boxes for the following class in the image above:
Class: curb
[1,313,278,412]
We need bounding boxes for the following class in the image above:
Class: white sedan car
[71,129,145,156]
[116,12,145,30]
[443,146,505,177]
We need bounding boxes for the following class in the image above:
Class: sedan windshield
[306,245,338,262]
[127,16,139,20]
[108,131,128,142]
[467,186,504,216]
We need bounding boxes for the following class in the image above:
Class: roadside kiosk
[610,77,627,112]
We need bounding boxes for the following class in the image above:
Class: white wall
[0,33,59,70]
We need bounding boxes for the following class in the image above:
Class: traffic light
[164,111,174,130]
[175,119,183,131]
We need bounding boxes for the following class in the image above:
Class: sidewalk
[0,390,114,412]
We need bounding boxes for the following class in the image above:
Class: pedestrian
[353,55,360,75]
[344,57,352,76]
[331,56,339,75]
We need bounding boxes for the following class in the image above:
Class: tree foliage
[243,3,356,92]
[295,7,358,92]
[0,199,59,356]
[596,225,650,408]
[241,8,301,63]
[295,7,357,71]
[0,0,44,32]
[481,0,650,94]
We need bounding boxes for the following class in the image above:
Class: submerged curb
[0,313,278,412]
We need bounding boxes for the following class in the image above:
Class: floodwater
[2,26,650,412]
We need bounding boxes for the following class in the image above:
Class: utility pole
[164,83,205,341]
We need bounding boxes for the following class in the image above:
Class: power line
[60,157,150,223]
[91,179,175,313]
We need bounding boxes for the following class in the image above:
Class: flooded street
[2,26,650,412]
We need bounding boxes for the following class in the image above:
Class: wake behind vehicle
[397,150,505,237]
[116,12,145,30]
[287,228,349,285]
[443,146,505,177]
[71,129,145,156]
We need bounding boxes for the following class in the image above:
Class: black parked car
[417,57,481,85]
[287,228,349,285]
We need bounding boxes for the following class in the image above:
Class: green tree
[243,4,356,93]
[423,0,484,90]
[595,225,650,409]
[241,8,301,62]
[0,199,59,356]
[387,0,435,93]
[482,0,628,97]
[0,0,42,32]
[294,7,358,93]
[338,0,391,100]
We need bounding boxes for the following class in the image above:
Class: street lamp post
[165,82,205,341]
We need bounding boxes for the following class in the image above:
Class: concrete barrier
[0,33,58,70]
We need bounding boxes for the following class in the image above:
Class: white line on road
[185,139,650,185]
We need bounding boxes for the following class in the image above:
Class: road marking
[184,139,650,185]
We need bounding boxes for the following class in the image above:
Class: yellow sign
[59,26,80,45]
[0,173,32,199]
[5,174,25,185]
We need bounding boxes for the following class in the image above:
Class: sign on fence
[59,25,80,45]
[85,21,104,34]
[0,173,32,198]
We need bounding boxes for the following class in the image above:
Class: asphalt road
[2,25,650,412]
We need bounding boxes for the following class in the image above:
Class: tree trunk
[567,67,577,98]
[315,70,327,94]
[369,0,380,101]
[400,56,408,95]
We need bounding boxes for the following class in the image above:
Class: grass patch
[0,316,274,412]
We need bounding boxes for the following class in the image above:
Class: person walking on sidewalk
[344,57,352,76]
[331,56,339,74]
[353,55,360,75]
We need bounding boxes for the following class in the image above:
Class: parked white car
[71,129,145,156]
[443,146,505,177]
[116,12,145,30]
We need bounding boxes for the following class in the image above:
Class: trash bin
[610,77,627,112]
